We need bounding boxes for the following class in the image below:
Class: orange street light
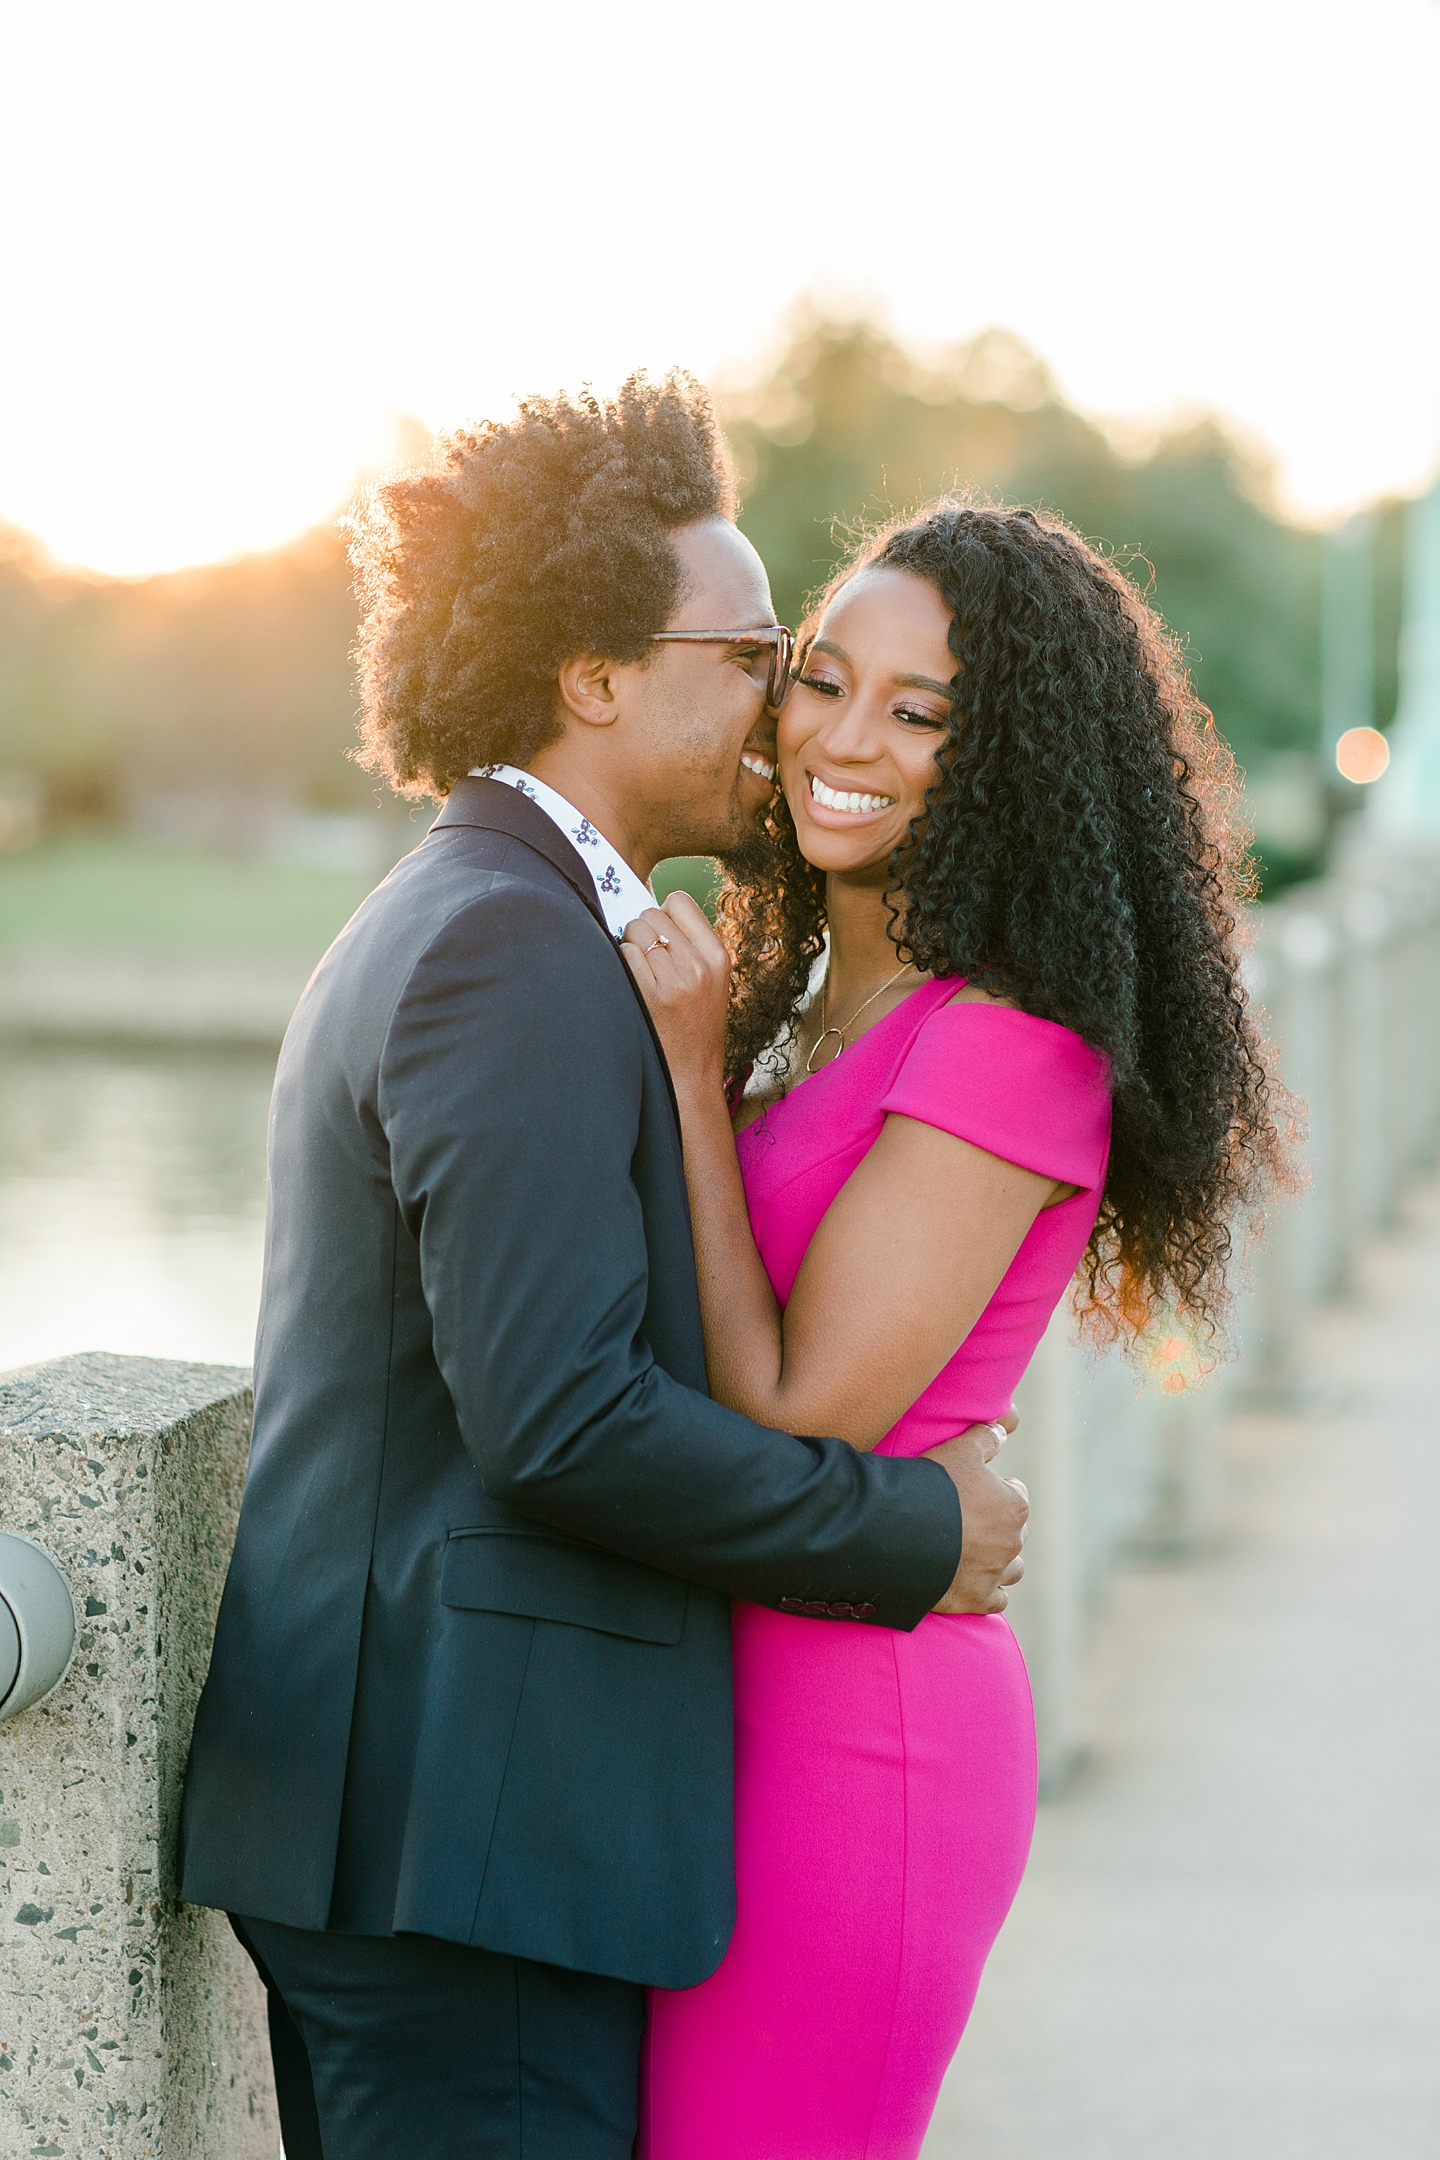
[1335,726,1391,784]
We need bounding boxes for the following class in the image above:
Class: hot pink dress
[640,977,1112,2160]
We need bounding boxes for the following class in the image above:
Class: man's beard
[715,821,777,881]
[675,776,775,869]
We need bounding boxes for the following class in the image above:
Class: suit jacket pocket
[440,1527,688,1644]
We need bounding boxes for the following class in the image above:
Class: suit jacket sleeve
[378,871,961,1631]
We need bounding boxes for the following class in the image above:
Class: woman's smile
[805,771,896,819]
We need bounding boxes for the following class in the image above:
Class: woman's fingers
[620,940,660,1004]
[624,903,728,1001]
[622,906,676,956]
[625,904,695,960]
[622,898,731,1088]
[661,887,729,964]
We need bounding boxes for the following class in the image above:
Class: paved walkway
[924,1184,1440,2159]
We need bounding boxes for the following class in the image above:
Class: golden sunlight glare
[1,0,1437,575]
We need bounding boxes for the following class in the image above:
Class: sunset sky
[3,0,1438,577]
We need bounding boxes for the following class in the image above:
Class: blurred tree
[726,312,1326,791]
[0,527,119,820]
[0,521,362,831]
[0,321,1406,897]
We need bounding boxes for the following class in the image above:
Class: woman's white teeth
[810,775,894,815]
[741,751,776,782]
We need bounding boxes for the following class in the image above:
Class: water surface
[0,1044,273,1374]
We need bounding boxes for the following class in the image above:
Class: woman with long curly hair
[623,501,1286,2159]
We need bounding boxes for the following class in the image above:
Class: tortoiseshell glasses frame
[650,623,796,712]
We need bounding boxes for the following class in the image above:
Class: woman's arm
[623,894,1056,1450]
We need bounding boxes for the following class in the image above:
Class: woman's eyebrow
[810,640,953,699]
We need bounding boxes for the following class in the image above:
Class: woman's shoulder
[923,983,1110,1086]
[878,979,1112,1189]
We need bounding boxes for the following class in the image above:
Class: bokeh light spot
[1335,727,1390,784]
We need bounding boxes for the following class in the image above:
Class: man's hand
[923,1421,1029,1614]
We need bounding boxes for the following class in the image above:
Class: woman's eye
[797,673,843,698]
[895,705,948,730]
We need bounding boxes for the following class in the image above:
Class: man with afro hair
[181,373,1005,2159]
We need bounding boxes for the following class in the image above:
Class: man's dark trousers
[232,1916,643,2160]
[180,780,962,2155]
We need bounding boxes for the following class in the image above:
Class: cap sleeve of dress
[878,998,1112,1191]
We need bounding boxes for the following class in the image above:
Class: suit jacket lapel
[429,775,683,1117]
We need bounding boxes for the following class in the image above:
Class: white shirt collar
[468,765,654,939]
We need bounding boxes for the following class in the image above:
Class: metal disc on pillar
[0,1531,76,1721]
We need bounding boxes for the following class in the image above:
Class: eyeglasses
[650,624,795,712]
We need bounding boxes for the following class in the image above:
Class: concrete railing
[4,830,1439,2134]
[1004,832,1440,1785]
[0,1354,277,2159]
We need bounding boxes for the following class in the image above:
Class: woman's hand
[622,890,732,1099]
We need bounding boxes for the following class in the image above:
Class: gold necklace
[805,960,915,1075]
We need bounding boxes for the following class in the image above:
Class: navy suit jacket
[180,777,961,1987]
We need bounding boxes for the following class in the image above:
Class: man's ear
[556,653,621,729]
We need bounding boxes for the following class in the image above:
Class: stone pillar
[1003,1312,1083,1795]
[0,1354,277,2160]
[1241,901,1342,1404]
[1131,1381,1227,1561]
[1334,882,1390,1275]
